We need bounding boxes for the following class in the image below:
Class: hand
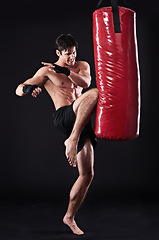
[41,62,55,72]
[23,84,42,98]
[31,87,42,98]
[41,62,70,76]
[41,62,53,70]
[52,64,70,76]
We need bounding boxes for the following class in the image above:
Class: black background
[0,0,159,204]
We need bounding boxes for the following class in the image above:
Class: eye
[65,51,76,56]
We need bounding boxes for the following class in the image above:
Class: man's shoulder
[75,61,90,69]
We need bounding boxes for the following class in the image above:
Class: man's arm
[68,61,91,88]
[15,67,48,97]
[42,61,91,88]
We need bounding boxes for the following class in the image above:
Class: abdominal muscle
[44,79,82,110]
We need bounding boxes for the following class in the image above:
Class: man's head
[55,34,78,66]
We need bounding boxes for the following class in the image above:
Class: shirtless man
[15,34,99,235]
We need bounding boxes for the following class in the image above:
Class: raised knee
[90,88,99,101]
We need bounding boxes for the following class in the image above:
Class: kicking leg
[64,88,98,166]
[63,139,94,235]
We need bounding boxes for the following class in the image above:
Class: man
[15,34,99,235]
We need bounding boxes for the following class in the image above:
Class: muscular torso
[43,62,83,110]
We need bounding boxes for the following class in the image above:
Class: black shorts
[53,102,97,153]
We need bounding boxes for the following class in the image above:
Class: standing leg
[64,88,98,167]
[63,139,94,235]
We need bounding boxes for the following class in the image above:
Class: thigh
[73,88,98,115]
[77,138,94,176]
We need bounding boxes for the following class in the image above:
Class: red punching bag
[93,0,141,141]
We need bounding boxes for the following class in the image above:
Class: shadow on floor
[0,198,159,240]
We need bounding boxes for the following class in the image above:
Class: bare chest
[51,73,75,88]
[48,66,79,88]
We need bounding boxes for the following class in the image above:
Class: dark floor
[0,197,159,240]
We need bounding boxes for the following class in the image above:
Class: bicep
[23,67,48,86]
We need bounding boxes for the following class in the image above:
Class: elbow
[83,83,90,89]
[15,87,21,96]
[15,85,24,97]
[83,78,91,88]
[15,88,19,96]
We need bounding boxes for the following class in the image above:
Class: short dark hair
[55,34,78,53]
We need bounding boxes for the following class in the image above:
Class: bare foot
[64,137,78,167]
[63,215,84,235]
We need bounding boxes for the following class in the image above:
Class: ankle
[64,213,74,221]
[67,135,79,144]
[71,129,81,141]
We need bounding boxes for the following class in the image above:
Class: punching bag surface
[93,6,140,141]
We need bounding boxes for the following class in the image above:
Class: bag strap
[111,0,121,33]
[96,0,122,33]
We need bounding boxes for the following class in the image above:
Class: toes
[67,158,72,166]
[67,157,74,167]
[68,159,76,167]
[66,152,77,167]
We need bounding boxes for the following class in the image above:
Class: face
[57,46,77,66]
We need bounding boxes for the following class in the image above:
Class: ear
[56,50,61,57]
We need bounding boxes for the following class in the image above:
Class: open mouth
[68,60,75,65]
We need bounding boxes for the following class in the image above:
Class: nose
[70,53,74,59]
